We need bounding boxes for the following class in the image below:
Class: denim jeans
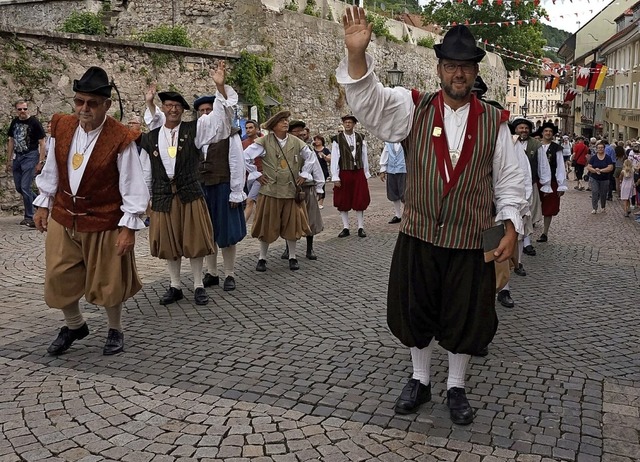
[590,178,609,211]
[12,149,39,220]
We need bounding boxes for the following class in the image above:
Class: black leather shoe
[256,259,267,272]
[160,287,183,305]
[47,323,89,355]
[103,329,124,355]
[394,378,431,415]
[338,228,350,238]
[306,249,317,260]
[194,287,208,305]
[357,228,367,238]
[523,245,536,256]
[536,233,548,243]
[473,346,489,357]
[289,258,300,271]
[281,248,289,259]
[514,263,526,277]
[497,289,515,308]
[447,387,474,425]
[223,276,236,291]
[388,216,401,224]
[203,273,219,287]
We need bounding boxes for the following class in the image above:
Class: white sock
[447,351,470,390]
[502,282,510,291]
[105,304,123,332]
[205,246,218,276]
[523,235,532,247]
[340,211,349,229]
[393,200,402,218]
[61,301,84,329]
[221,246,236,278]
[190,257,204,289]
[286,240,297,260]
[259,241,269,260]
[410,338,436,385]
[518,239,524,263]
[356,210,364,229]
[167,259,181,288]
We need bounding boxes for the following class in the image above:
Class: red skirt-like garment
[333,169,371,212]
[538,178,561,217]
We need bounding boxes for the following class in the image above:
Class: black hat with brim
[158,91,190,110]
[540,121,559,135]
[511,118,534,132]
[472,75,488,97]
[73,66,112,98]
[341,115,358,123]
[262,110,291,131]
[434,25,486,63]
[288,120,306,132]
[193,95,215,110]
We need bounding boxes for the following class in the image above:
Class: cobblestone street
[1,179,639,462]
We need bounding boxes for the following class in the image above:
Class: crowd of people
[6,5,637,428]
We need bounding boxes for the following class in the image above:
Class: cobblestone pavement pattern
[1,179,639,462]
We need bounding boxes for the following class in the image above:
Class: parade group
[6,6,637,427]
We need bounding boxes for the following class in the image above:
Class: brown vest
[337,132,365,171]
[50,114,138,232]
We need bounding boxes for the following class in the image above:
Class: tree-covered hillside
[542,24,570,50]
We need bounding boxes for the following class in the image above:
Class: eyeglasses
[441,63,476,74]
[16,107,28,111]
[73,98,105,108]
[163,103,183,110]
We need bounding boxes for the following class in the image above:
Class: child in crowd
[620,159,635,217]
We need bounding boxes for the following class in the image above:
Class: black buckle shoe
[203,273,219,287]
[394,378,431,415]
[497,289,515,308]
[536,233,548,243]
[160,287,184,305]
[447,387,474,425]
[338,228,350,238]
[194,287,208,305]
[514,263,527,277]
[281,248,289,259]
[306,249,317,260]
[523,245,536,256]
[388,216,401,224]
[47,323,89,355]
[256,259,267,272]
[289,258,300,271]
[357,228,367,238]
[103,329,124,355]
[223,276,236,291]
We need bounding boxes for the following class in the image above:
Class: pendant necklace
[163,126,178,158]
[72,129,101,170]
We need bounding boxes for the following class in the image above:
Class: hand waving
[343,6,372,55]
[211,60,226,87]
[145,82,157,106]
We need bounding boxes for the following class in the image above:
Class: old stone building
[0,0,508,214]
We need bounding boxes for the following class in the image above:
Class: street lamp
[521,102,529,118]
[387,62,404,88]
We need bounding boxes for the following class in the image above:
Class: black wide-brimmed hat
[472,75,488,97]
[193,95,215,110]
[540,121,559,135]
[341,115,358,123]
[262,110,291,131]
[511,118,534,132]
[73,66,113,97]
[158,91,190,110]
[288,120,306,132]
[434,25,486,63]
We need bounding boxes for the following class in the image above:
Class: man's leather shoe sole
[447,387,474,425]
[194,287,208,305]
[203,273,219,287]
[256,259,267,272]
[223,276,236,291]
[160,287,183,305]
[394,378,431,414]
[103,329,124,355]
[338,229,350,238]
[47,323,90,355]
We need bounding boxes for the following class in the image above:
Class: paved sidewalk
[1,179,639,462]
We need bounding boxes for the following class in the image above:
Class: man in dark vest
[331,114,371,238]
[33,66,149,356]
[535,121,567,243]
[338,8,526,425]
[194,95,247,292]
[140,61,237,306]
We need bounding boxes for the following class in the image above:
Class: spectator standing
[571,136,589,190]
[587,141,615,214]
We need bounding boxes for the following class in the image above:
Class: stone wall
[0,0,507,215]
[0,0,103,30]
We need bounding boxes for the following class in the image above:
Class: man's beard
[442,80,472,101]
[518,134,529,141]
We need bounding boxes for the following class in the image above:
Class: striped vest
[401,91,502,249]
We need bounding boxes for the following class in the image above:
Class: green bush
[60,11,106,35]
[284,0,298,11]
[139,25,192,48]
[417,36,435,49]
[365,13,400,43]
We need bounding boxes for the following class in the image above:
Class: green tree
[421,1,547,72]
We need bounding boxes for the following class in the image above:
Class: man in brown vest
[331,115,371,238]
[33,66,150,356]
[194,95,247,292]
[337,8,527,425]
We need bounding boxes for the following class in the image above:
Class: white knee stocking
[340,211,350,229]
[221,246,236,277]
[259,241,269,260]
[447,351,470,390]
[189,257,204,289]
[356,210,364,229]
[410,338,436,385]
[393,200,402,218]
[167,259,181,288]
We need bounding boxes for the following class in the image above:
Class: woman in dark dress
[312,134,331,209]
